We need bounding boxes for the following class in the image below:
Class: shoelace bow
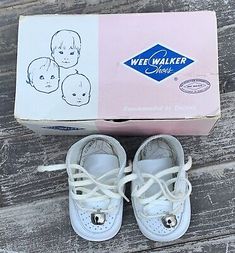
[118,156,192,217]
[38,163,132,212]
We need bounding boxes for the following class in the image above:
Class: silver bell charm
[91,210,106,225]
[162,214,177,228]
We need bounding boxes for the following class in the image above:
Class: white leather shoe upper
[66,135,128,241]
[126,135,192,241]
[38,135,129,241]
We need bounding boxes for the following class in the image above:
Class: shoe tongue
[83,154,119,177]
[82,154,119,210]
[137,157,173,216]
[137,157,172,174]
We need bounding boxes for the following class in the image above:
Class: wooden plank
[148,235,235,253]
[0,236,234,253]
[0,0,234,252]
[0,0,234,27]
[0,161,234,252]
[0,91,235,207]
[0,0,234,91]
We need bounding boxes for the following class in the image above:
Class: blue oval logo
[179,79,211,94]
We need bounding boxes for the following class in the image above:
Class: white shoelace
[38,157,191,215]
[38,163,132,213]
[118,157,192,218]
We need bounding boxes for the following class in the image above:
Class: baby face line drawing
[26,29,92,109]
[27,57,60,94]
[50,29,81,69]
[61,73,91,107]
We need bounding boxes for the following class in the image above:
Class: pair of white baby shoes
[38,134,192,242]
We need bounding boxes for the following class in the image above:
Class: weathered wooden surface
[0,161,234,253]
[0,0,235,252]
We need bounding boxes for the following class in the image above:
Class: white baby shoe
[38,135,130,241]
[122,135,192,242]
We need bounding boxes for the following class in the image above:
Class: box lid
[15,12,220,121]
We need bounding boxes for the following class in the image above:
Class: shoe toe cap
[69,199,123,241]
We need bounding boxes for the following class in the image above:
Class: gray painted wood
[149,235,235,253]
[0,237,234,253]
[0,0,235,252]
[0,161,234,252]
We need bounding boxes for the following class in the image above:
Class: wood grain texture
[0,0,234,92]
[0,91,235,207]
[148,235,235,253]
[0,161,234,253]
[0,238,234,253]
[0,0,235,251]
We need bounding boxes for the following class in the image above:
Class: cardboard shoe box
[14,11,220,135]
